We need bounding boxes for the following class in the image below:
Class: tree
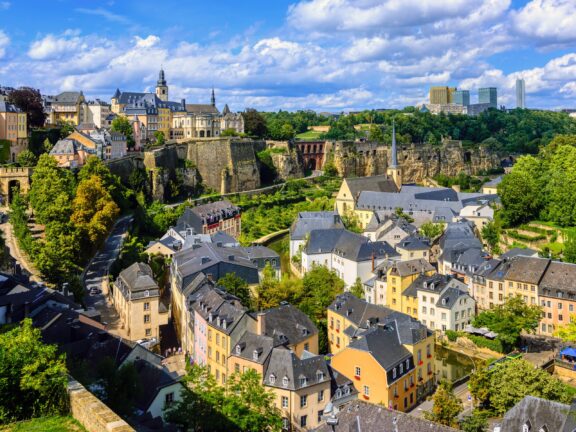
[95,357,141,417]
[111,116,135,148]
[28,154,76,225]
[242,109,267,138]
[460,412,488,432]
[368,124,385,143]
[394,207,414,223]
[218,272,251,306]
[563,233,576,264]
[349,277,364,299]
[481,221,501,254]
[71,175,120,245]
[57,121,75,138]
[222,128,240,137]
[554,315,576,342]
[16,150,38,167]
[0,319,68,422]
[341,212,363,233]
[473,295,542,347]
[473,359,573,415]
[419,222,445,241]
[154,130,166,145]
[7,87,46,128]
[322,160,338,177]
[424,380,462,427]
[35,222,82,284]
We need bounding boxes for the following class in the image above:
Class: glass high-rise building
[429,86,456,104]
[452,90,470,106]
[478,87,497,107]
[516,78,526,109]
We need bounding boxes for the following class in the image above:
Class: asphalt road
[84,215,133,312]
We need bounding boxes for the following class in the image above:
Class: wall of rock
[266,141,305,180]
[330,141,388,178]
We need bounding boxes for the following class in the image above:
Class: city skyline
[0,0,575,111]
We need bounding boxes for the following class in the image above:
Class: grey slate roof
[133,359,182,413]
[540,261,576,296]
[290,211,343,240]
[314,400,459,432]
[264,347,330,391]
[260,302,318,346]
[50,91,83,105]
[483,175,503,187]
[344,175,399,199]
[178,200,240,233]
[396,235,430,251]
[505,256,550,285]
[0,101,20,113]
[117,262,158,293]
[329,292,396,329]
[193,287,247,335]
[347,324,411,372]
[50,139,79,155]
[186,103,219,114]
[499,395,572,432]
[232,332,278,364]
[388,258,434,277]
[305,228,399,262]
[500,247,538,259]
[437,287,468,309]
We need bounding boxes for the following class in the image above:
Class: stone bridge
[0,167,32,203]
[295,141,325,170]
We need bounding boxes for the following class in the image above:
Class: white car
[136,338,158,349]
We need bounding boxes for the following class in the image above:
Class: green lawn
[0,416,86,432]
[295,130,323,140]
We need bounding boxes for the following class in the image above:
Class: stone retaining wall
[68,377,134,432]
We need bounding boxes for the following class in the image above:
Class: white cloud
[0,30,8,59]
[512,0,576,45]
[75,7,130,24]
[28,33,86,60]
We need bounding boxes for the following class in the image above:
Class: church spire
[157,67,166,86]
[390,120,398,168]
[211,87,216,107]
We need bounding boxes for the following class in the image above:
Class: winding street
[83,214,133,336]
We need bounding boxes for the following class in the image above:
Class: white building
[409,273,475,332]
[86,99,111,128]
[301,228,399,288]
[459,204,494,231]
[289,211,343,259]
[362,214,417,246]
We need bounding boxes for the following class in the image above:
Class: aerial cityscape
[1,1,576,432]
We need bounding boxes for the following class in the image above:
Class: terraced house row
[470,255,576,336]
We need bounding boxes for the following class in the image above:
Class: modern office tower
[452,90,470,106]
[478,87,497,107]
[429,86,456,104]
[516,78,526,109]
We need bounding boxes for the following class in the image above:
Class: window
[282,418,289,430]
[269,374,276,385]
[281,396,288,408]
[208,347,212,358]
[363,385,370,396]
[559,303,563,309]
[300,415,307,428]
[570,305,574,312]
[235,363,240,373]
[355,366,361,377]
[392,368,397,379]
[423,295,427,302]
[216,334,220,345]
[430,308,435,316]
[317,371,324,381]
[318,390,324,402]
[144,302,150,311]
[304,343,309,351]
[318,410,323,423]
[165,392,174,407]
[300,395,307,408]
[560,315,564,321]
[283,376,289,387]
[441,312,447,320]
[145,328,151,336]
[144,314,150,323]
[422,306,427,314]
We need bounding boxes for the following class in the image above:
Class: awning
[560,347,576,357]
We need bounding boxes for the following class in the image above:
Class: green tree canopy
[16,150,38,167]
[424,380,462,427]
[419,222,445,240]
[0,319,68,422]
[472,295,542,347]
[349,277,364,299]
[481,221,501,254]
[554,314,576,342]
[217,272,251,306]
[111,116,135,148]
[242,109,268,138]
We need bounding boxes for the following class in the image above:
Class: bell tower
[387,120,402,191]
[156,68,168,102]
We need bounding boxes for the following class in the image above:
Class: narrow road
[84,215,133,336]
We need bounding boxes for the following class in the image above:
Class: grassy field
[0,417,86,432]
[295,130,323,140]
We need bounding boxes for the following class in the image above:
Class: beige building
[45,91,87,125]
[334,175,399,222]
[429,87,456,104]
[0,101,28,162]
[110,262,169,341]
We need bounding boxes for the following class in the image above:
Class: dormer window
[223,320,227,330]
[316,371,324,382]
[253,350,259,360]
[283,376,289,387]
[392,368,396,379]
[269,374,276,385]
[300,376,307,386]
[145,290,150,297]
[235,345,241,355]
[399,363,403,374]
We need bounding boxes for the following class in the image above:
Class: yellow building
[504,256,549,307]
[386,259,435,318]
[0,101,28,162]
[45,91,87,125]
[334,175,399,226]
[429,87,457,104]
[329,295,435,411]
[395,236,430,262]
[110,262,169,341]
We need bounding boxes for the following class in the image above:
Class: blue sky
[1,0,576,111]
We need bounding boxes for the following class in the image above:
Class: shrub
[507,230,546,242]
[467,335,507,354]
[446,330,459,342]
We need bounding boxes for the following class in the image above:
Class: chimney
[181,98,186,108]
[256,312,266,335]
[62,282,69,297]
[24,301,30,317]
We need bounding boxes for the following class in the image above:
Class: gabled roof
[500,247,539,259]
[396,235,430,251]
[290,211,343,240]
[388,258,434,277]
[260,303,318,346]
[540,261,576,295]
[264,347,330,391]
[499,395,571,432]
[133,359,182,413]
[232,331,278,364]
[118,262,158,293]
[186,104,219,114]
[344,175,399,199]
[329,292,395,330]
[505,256,550,285]
[193,287,248,335]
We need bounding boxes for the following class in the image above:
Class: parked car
[136,338,158,350]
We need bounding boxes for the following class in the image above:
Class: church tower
[387,120,402,191]
[156,68,168,102]
[211,87,216,107]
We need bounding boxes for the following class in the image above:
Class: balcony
[354,375,361,381]
[427,354,432,359]
[362,394,370,400]
[418,360,423,366]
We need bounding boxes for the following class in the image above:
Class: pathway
[0,208,42,283]
[84,215,133,337]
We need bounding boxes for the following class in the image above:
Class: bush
[507,230,546,242]
[467,335,507,354]
[446,330,459,342]
[518,224,552,236]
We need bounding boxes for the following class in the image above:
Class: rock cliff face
[329,141,389,178]
[266,141,305,180]
[329,140,500,182]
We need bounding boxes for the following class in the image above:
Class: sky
[1,0,576,112]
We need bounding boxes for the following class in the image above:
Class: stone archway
[7,180,20,204]
[0,167,32,205]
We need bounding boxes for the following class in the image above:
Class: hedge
[446,330,459,342]
[467,335,507,354]
[518,224,553,236]
[507,230,546,242]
